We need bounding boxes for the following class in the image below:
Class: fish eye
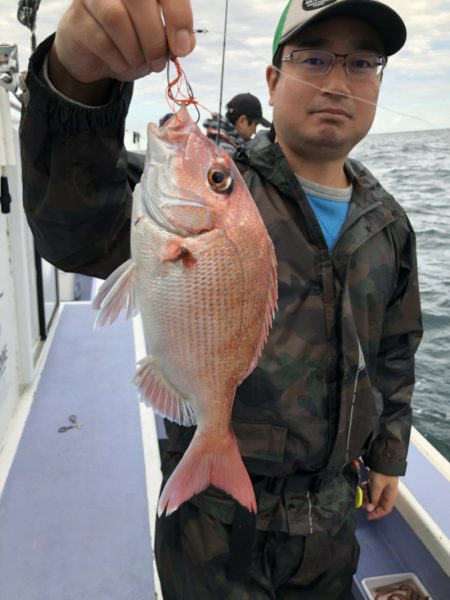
[207,164,233,194]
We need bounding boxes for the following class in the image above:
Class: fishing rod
[0,0,36,99]
[0,0,39,215]
[215,0,230,146]
[17,0,41,52]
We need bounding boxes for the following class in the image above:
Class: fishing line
[200,28,434,129]
[166,55,211,122]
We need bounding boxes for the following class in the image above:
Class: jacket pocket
[232,420,287,463]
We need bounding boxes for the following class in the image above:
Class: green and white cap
[273,0,407,57]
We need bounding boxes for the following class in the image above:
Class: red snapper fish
[93,107,277,516]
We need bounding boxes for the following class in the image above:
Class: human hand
[364,471,399,521]
[52,0,195,84]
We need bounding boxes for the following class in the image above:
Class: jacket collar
[235,132,393,211]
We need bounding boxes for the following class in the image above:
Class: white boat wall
[0,88,43,449]
[0,87,77,452]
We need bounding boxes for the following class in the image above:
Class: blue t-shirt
[297,175,352,250]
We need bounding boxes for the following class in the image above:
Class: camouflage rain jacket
[20,36,423,537]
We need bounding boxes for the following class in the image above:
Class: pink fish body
[94,108,277,515]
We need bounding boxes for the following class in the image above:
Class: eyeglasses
[280,49,387,80]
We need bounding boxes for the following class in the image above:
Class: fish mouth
[142,125,211,235]
[145,131,208,210]
[147,123,173,165]
[161,197,205,210]
[142,174,208,236]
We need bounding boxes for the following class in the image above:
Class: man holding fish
[20,0,423,598]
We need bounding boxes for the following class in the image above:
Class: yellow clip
[355,485,364,508]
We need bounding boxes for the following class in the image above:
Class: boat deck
[0,302,448,599]
[0,303,155,599]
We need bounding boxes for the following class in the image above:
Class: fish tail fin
[158,430,256,517]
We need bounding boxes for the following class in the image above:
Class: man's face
[266,17,385,161]
[235,115,258,141]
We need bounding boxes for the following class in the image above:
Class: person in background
[226,92,271,140]
[19,0,423,598]
[202,111,239,155]
[203,93,271,154]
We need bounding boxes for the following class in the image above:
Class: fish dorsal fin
[133,356,197,427]
[241,238,278,381]
[93,259,138,328]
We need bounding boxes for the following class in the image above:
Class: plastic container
[361,572,432,599]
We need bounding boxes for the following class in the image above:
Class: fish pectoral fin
[92,259,138,328]
[132,356,197,427]
[161,240,197,269]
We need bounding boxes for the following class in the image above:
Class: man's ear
[266,65,279,107]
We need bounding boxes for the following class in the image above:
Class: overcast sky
[2,0,450,137]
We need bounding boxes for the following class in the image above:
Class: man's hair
[268,46,284,143]
[226,110,238,125]
[272,45,284,71]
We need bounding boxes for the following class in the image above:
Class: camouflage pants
[155,496,359,599]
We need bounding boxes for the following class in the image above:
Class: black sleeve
[20,34,144,279]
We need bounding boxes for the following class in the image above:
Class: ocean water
[350,128,450,461]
